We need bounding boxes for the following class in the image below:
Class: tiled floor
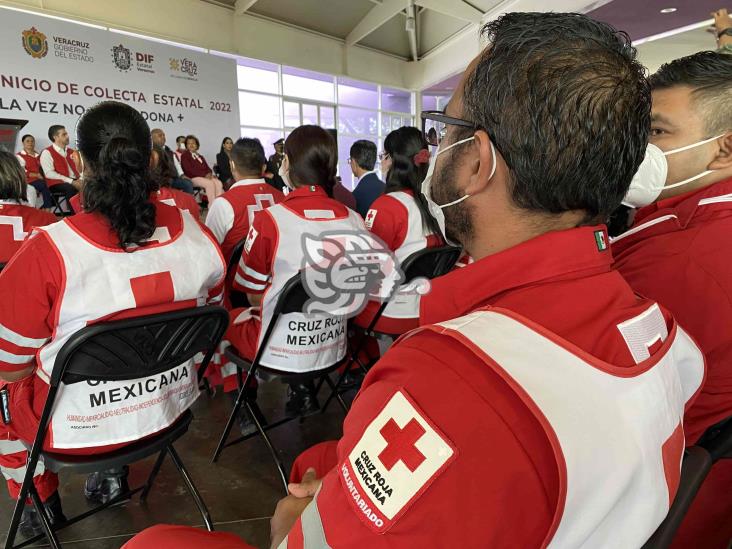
[0,381,348,548]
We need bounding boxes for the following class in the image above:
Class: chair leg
[140,448,168,502]
[4,486,27,549]
[322,360,354,414]
[211,385,246,463]
[324,375,348,413]
[168,445,215,532]
[244,398,289,495]
[28,485,61,549]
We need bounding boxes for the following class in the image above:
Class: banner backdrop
[0,8,239,160]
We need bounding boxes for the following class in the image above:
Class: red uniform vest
[44,145,79,187]
[17,152,42,183]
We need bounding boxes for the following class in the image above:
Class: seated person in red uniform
[39,125,81,211]
[0,101,225,539]
[16,134,54,210]
[151,145,201,218]
[180,134,224,205]
[0,151,56,263]
[355,126,442,334]
[126,13,706,549]
[612,51,732,548]
[223,125,367,421]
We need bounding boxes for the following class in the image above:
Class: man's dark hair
[460,12,651,222]
[349,140,377,171]
[231,137,266,175]
[650,51,732,135]
[48,125,65,143]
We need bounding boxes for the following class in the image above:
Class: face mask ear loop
[663,134,725,156]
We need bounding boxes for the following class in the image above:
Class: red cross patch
[244,225,258,254]
[365,209,378,229]
[340,390,456,533]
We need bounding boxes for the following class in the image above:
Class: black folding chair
[0,263,6,272]
[321,245,462,413]
[697,414,732,463]
[227,239,249,309]
[4,305,229,549]
[211,272,347,492]
[49,188,73,217]
[641,446,713,549]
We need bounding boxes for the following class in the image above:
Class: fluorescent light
[634,18,713,45]
[660,8,678,14]
[0,5,106,29]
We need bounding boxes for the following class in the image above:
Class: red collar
[613,177,732,250]
[421,225,613,325]
[282,185,328,202]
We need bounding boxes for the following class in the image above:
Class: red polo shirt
[613,178,732,549]
[290,225,667,547]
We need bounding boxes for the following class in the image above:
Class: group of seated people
[0,8,730,549]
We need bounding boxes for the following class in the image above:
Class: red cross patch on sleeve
[365,209,378,230]
[244,225,258,254]
[339,389,457,533]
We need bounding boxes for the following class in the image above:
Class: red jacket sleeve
[366,194,408,252]
[233,212,274,295]
[294,330,558,548]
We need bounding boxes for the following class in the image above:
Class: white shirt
[205,178,265,244]
[39,143,75,184]
[172,152,184,177]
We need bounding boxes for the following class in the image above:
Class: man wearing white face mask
[613,50,732,549]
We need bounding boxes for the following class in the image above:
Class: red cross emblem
[378,418,427,472]
[365,209,377,227]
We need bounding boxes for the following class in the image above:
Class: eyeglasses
[378,152,390,161]
[421,110,476,146]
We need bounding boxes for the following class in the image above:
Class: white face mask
[177,142,186,151]
[623,134,724,208]
[421,136,496,246]
[279,156,294,190]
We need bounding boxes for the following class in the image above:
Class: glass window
[284,101,300,128]
[320,105,335,129]
[422,94,451,112]
[337,78,378,109]
[282,66,335,103]
[302,103,318,126]
[382,87,412,114]
[240,127,284,160]
[239,91,281,128]
[237,65,279,94]
[338,107,378,136]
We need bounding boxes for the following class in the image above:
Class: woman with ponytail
[0,101,225,538]
[355,126,443,334]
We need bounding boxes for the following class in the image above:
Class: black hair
[77,101,156,249]
[460,12,651,223]
[650,51,732,135]
[220,136,234,155]
[151,144,177,190]
[0,151,28,203]
[185,135,200,149]
[176,135,186,143]
[48,125,65,143]
[383,126,442,237]
[231,137,265,175]
[21,134,34,143]
[349,140,377,171]
[284,125,337,197]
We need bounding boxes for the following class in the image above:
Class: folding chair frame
[4,306,229,549]
[210,273,347,493]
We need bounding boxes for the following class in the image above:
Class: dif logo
[111,44,155,74]
[136,52,154,64]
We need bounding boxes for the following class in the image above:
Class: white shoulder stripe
[234,272,267,291]
[243,265,269,281]
[698,193,732,206]
[610,214,678,244]
[0,349,35,364]
[0,324,47,348]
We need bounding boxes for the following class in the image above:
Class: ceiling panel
[358,13,413,59]
[418,9,469,54]
[248,0,376,39]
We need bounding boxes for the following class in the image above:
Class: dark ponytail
[383,126,442,238]
[284,125,337,197]
[77,101,155,249]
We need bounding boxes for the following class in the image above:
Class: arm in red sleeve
[366,195,407,252]
[283,331,558,548]
[0,231,61,378]
[180,152,196,178]
[233,213,274,300]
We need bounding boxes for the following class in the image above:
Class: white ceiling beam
[415,0,483,23]
[346,0,406,46]
[234,0,259,16]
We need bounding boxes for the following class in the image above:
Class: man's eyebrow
[651,113,676,126]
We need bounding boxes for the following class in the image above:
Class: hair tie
[413,149,430,166]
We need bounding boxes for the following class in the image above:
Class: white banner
[0,8,239,160]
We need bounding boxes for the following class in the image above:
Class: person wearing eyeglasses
[125,12,705,549]
[349,140,385,218]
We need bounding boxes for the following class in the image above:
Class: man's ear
[465,129,496,195]
[709,133,732,170]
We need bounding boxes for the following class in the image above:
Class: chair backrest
[641,446,713,549]
[400,245,462,282]
[697,415,732,462]
[0,262,5,272]
[228,239,245,273]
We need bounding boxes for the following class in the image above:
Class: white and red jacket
[0,203,225,450]
[16,151,43,183]
[357,190,441,333]
[40,144,79,188]
[0,201,57,263]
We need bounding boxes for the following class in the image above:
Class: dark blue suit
[353,172,385,218]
